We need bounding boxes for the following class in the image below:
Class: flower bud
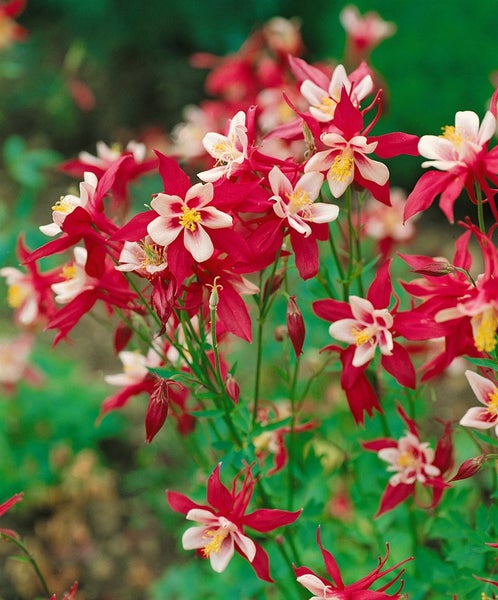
[145,378,171,443]
[286,295,305,358]
[449,454,486,482]
[225,374,240,404]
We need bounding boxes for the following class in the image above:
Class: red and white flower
[377,432,441,486]
[300,63,373,123]
[329,295,394,367]
[147,182,233,263]
[167,463,301,581]
[198,111,248,182]
[460,370,498,435]
[51,247,95,304]
[268,165,337,236]
[39,172,97,237]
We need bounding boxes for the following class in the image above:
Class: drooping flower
[295,527,411,599]
[167,463,301,581]
[147,182,233,263]
[115,237,168,277]
[460,370,498,435]
[0,492,23,538]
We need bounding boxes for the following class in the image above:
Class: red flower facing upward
[167,463,301,581]
[295,527,411,599]
[363,405,454,516]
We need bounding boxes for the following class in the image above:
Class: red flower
[363,405,454,516]
[294,527,411,599]
[167,463,301,581]
[0,492,23,538]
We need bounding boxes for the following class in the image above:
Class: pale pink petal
[454,110,480,141]
[184,225,214,262]
[300,80,328,106]
[296,573,330,596]
[352,341,376,367]
[150,194,184,217]
[478,111,497,145]
[329,318,358,344]
[355,154,389,185]
[418,136,457,162]
[460,406,497,429]
[320,132,348,148]
[147,217,181,247]
[349,296,376,322]
[185,508,217,524]
[328,64,349,97]
[327,171,353,198]
[186,182,214,207]
[269,165,293,197]
[305,149,335,173]
[182,525,209,550]
[296,171,324,200]
[233,530,257,562]
[465,370,496,406]
[209,536,235,573]
[200,206,233,229]
[288,214,312,236]
[307,203,339,223]
[197,165,229,183]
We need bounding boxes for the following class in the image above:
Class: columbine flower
[363,406,453,516]
[377,432,441,486]
[198,111,249,182]
[300,63,373,122]
[295,527,411,599]
[39,172,97,237]
[51,247,95,304]
[306,131,389,199]
[115,238,168,276]
[340,5,396,60]
[460,370,498,435]
[269,165,337,237]
[147,182,233,263]
[167,463,301,581]
[404,103,498,222]
[329,295,394,367]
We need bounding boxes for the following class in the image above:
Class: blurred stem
[0,533,50,596]
[328,223,346,300]
[287,357,300,511]
[474,183,486,234]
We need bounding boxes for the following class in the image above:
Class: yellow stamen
[329,149,354,183]
[472,308,498,353]
[440,125,464,148]
[62,265,77,280]
[7,284,28,308]
[397,451,417,469]
[51,196,74,214]
[141,242,164,268]
[202,528,230,557]
[212,140,240,162]
[352,325,374,346]
[317,95,337,116]
[179,206,202,232]
[487,388,498,415]
[286,188,312,214]
[277,101,295,123]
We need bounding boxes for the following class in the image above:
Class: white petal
[147,217,181,247]
[460,406,496,429]
[182,526,209,550]
[465,370,496,406]
[184,226,214,262]
[209,536,235,573]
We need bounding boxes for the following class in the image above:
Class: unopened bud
[225,374,240,404]
[449,454,486,482]
[286,295,305,358]
[411,261,454,277]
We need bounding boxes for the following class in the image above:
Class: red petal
[376,483,414,517]
[317,526,344,588]
[155,151,191,197]
[243,508,301,533]
[207,464,233,513]
[166,490,202,515]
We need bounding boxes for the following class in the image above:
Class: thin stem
[474,183,486,234]
[0,533,51,596]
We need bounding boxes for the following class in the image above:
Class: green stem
[474,183,486,234]
[0,533,51,596]
[287,358,300,511]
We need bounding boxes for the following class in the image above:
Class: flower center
[397,450,419,469]
[440,125,465,148]
[7,284,28,308]
[351,325,375,346]
[202,521,235,557]
[329,149,354,183]
[179,206,202,232]
[317,95,337,116]
[286,188,312,214]
[62,265,77,280]
[212,140,241,163]
[141,241,165,267]
[472,308,498,353]
[51,196,75,214]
